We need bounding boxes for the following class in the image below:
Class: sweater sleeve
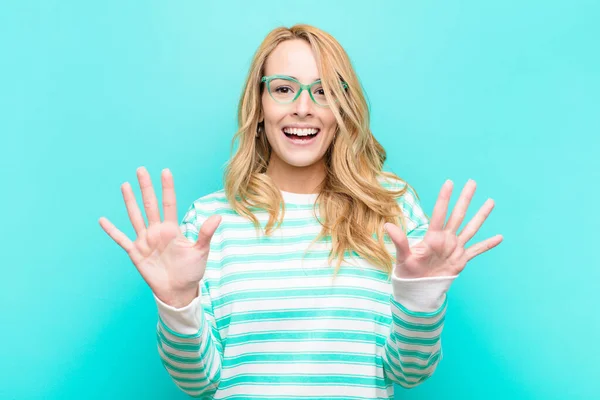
[154,202,223,397]
[382,182,457,388]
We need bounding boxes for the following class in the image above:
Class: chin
[282,156,324,168]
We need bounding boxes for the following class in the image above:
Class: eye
[274,85,294,94]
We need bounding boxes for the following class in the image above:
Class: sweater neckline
[280,189,319,205]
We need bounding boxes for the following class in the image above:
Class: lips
[282,128,320,145]
[282,126,320,135]
[282,129,320,139]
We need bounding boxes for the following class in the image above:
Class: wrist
[390,273,457,313]
[161,285,199,309]
[393,266,451,280]
[393,267,426,279]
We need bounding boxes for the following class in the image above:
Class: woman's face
[261,39,338,173]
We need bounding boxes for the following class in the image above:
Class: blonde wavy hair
[223,24,425,275]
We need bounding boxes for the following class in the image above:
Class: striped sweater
[153,176,456,399]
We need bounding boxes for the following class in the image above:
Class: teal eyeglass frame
[261,74,349,107]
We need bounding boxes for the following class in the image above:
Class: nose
[293,89,314,118]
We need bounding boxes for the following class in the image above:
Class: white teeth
[283,127,319,136]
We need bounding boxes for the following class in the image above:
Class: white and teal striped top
[154,175,456,399]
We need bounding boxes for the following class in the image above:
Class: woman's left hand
[384,179,503,279]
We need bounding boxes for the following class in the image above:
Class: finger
[429,180,453,231]
[464,234,503,261]
[446,179,477,234]
[137,166,161,226]
[161,168,178,223]
[98,216,143,265]
[121,182,146,236]
[457,198,495,247]
[194,215,223,249]
[384,223,411,265]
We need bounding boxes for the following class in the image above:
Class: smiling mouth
[282,127,321,140]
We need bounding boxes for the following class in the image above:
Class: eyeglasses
[261,74,348,107]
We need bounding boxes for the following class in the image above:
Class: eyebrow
[286,75,321,82]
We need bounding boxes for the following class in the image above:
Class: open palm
[385,179,503,279]
[98,167,221,307]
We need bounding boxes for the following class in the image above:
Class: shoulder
[188,188,229,211]
[377,172,429,230]
[376,172,420,205]
[377,172,406,190]
[181,188,231,223]
[179,189,231,240]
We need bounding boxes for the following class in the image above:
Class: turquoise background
[2,1,598,399]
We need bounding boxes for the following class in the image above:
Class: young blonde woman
[99,24,503,399]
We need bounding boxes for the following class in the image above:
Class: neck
[266,156,326,194]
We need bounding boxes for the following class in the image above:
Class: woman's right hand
[98,166,222,308]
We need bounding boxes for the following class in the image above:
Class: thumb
[384,223,410,264]
[195,215,222,249]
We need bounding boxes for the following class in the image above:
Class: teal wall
[2,1,598,399]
